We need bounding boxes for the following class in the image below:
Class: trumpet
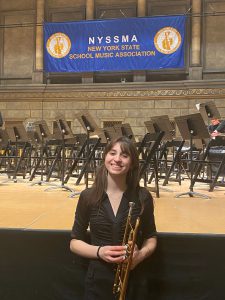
[113,202,140,300]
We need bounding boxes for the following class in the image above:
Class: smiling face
[104,142,132,177]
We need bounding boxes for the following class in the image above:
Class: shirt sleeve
[71,189,90,240]
[139,188,157,240]
[216,120,225,133]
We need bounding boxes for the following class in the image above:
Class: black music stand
[27,128,41,146]
[45,116,75,194]
[151,115,174,141]
[0,113,6,182]
[30,120,53,186]
[4,121,29,183]
[145,116,176,192]
[174,113,210,199]
[196,101,221,123]
[76,111,98,189]
[151,115,186,186]
[114,123,136,142]
[0,114,8,183]
[144,120,155,134]
[5,121,29,143]
[0,111,3,128]
[98,123,133,143]
[0,129,9,184]
[0,128,9,148]
[95,128,110,144]
[76,111,99,135]
[102,126,119,142]
[197,102,225,195]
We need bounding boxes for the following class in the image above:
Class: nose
[114,154,122,162]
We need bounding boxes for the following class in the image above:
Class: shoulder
[217,120,225,132]
[133,186,154,208]
[78,187,96,208]
[138,186,153,201]
[138,187,154,211]
[80,187,95,198]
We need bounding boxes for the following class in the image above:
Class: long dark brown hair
[92,136,140,205]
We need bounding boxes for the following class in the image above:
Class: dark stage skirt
[83,259,150,300]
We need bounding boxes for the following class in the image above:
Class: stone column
[133,0,146,82]
[86,0,94,20]
[137,0,146,17]
[189,0,202,80]
[32,0,45,83]
[82,0,94,83]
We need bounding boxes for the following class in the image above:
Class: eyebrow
[109,148,129,155]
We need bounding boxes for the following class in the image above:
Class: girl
[70,136,157,300]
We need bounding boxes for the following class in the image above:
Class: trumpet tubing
[113,202,140,300]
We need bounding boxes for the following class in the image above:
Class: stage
[0,176,225,234]
[1,176,225,300]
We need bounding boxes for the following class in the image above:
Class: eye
[109,150,116,155]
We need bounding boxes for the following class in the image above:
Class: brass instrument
[113,202,140,300]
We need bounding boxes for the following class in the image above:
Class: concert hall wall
[0,229,224,300]
[0,0,225,138]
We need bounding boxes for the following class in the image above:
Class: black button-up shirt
[71,187,156,247]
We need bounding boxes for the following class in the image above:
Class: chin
[109,170,127,176]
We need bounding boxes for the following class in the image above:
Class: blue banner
[44,16,186,73]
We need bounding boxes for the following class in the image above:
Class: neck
[106,173,127,193]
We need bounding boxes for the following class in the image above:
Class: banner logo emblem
[46,32,71,58]
[154,27,182,54]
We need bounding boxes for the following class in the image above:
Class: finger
[108,250,127,257]
[109,245,127,251]
[110,255,126,263]
[104,254,125,263]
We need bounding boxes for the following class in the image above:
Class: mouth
[110,164,123,169]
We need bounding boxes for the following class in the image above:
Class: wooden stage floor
[0,175,225,234]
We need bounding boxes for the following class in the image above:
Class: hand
[130,244,142,270]
[211,131,219,137]
[98,245,127,263]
